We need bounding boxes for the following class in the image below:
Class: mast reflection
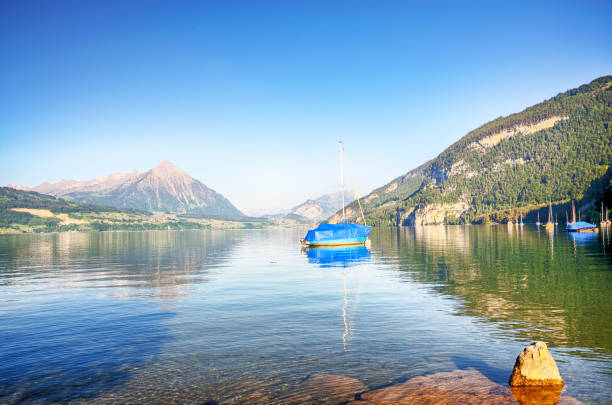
[303,245,370,350]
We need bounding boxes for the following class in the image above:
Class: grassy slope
[0,187,267,233]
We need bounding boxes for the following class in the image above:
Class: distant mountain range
[11,161,244,217]
[332,75,612,225]
[288,191,355,221]
[260,191,356,223]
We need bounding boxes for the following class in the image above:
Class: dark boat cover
[304,222,370,243]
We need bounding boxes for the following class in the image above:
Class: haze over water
[1,226,611,404]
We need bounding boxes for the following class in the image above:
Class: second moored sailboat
[543,201,555,229]
[566,200,597,232]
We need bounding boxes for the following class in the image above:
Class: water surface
[1,226,611,404]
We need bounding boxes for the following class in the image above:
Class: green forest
[343,75,612,225]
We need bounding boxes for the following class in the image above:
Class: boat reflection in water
[569,230,598,246]
[304,245,371,351]
[305,244,371,268]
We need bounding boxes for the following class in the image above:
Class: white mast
[339,141,345,222]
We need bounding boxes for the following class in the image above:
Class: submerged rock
[351,369,516,404]
[239,391,270,404]
[348,368,579,405]
[275,374,368,404]
[509,342,564,387]
[301,374,368,403]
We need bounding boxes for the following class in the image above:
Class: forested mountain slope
[333,76,612,225]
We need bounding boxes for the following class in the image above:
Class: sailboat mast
[339,141,345,222]
[572,200,576,223]
[548,201,552,223]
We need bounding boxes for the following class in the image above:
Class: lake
[1,226,611,404]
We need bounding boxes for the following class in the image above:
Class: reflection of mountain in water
[413,225,471,255]
[373,226,612,355]
[0,230,241,403]
[0,230,241,301]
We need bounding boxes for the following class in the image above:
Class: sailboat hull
[304,236,368,247]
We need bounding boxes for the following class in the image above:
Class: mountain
[288,191,356,222]
[332,75,612,225]
[15,161,244,217]
[0,186,264,233]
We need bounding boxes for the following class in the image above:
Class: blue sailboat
[303,222,370,247]
[566,200,596,232]
[566,221,597,232]
[302,142,370,247]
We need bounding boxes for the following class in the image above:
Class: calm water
[1,226,611,404]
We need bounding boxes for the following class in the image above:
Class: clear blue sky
[1,1,611,215]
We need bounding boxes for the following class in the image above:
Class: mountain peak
[155,160,175,169]
[150,160,188,178]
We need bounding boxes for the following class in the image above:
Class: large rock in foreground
[509,342,564,386]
